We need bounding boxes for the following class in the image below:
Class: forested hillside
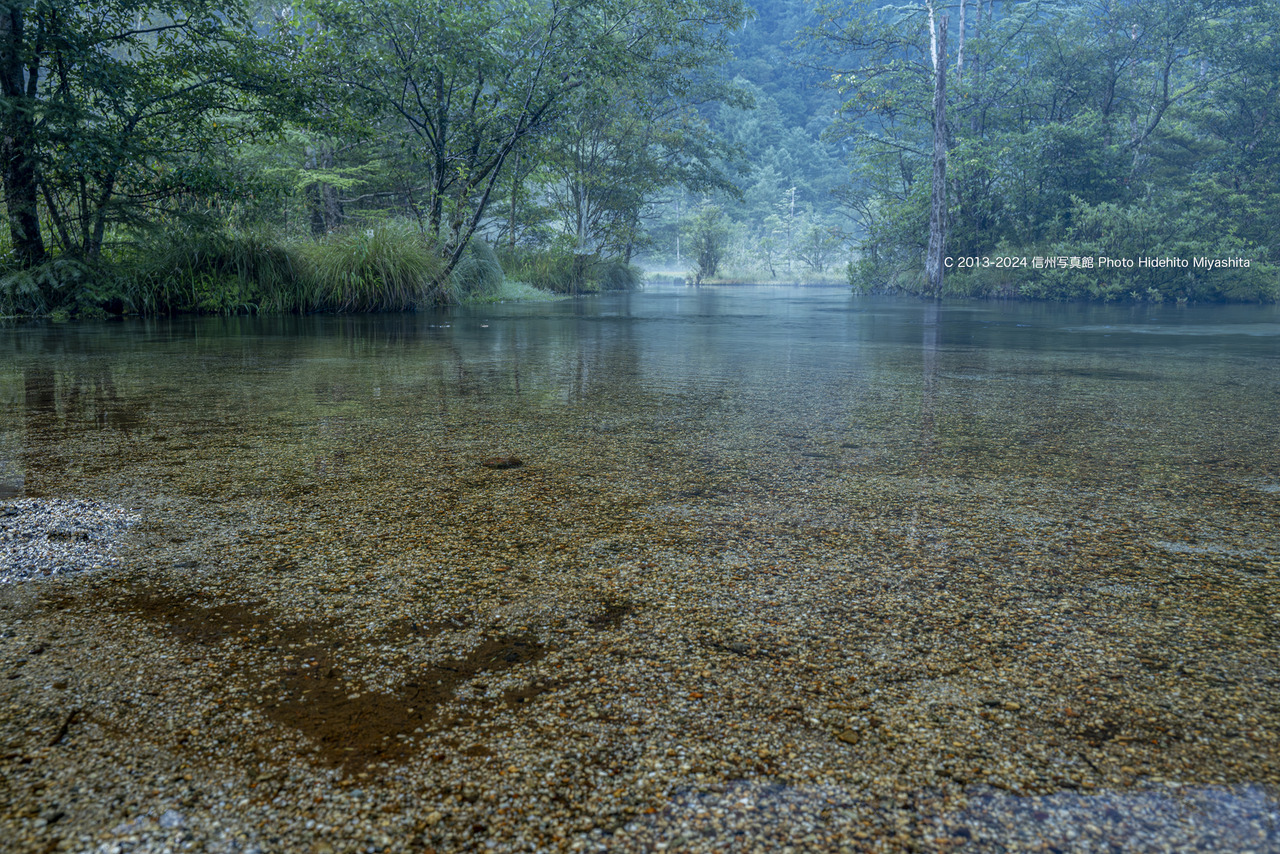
[660,0,1279,301]
[1,0,1276,317]
[640,0,850,282]
[810,0,1280,301]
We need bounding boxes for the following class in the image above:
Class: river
[1,287,1277,851]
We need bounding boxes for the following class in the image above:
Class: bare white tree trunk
[927,0,939,72]
[925,15,949,297]
[957,0,966,81]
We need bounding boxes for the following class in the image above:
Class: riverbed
[2,288,1278,852]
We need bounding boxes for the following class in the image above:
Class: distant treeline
[3,0,1276,318]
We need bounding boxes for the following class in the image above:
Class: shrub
[0,256,107,318]
[495,245,643,293]
[595,259,643,291]
[496,245,579,293]
[686,205,728,283]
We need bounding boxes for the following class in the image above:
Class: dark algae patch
[121,590,549,771]
[585,599,633,631]
[261,633,547,772]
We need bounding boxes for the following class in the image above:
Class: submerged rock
[481,455,523,469]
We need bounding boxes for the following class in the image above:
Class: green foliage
[120,222,458,315]
[642,72,851,277]
[538,75,747,263]
[794,222,842,274]
[296,0,750,281]
[130,229,300,315]
[494,246,641,294]
[1,224,616,317]
[0,253,131,318]
[807,0,1280,302]
[1027,197,1278,303]
[595,260,644,291]
[495,246,579,294]
[2,0,755,314]
[0,0,281,261]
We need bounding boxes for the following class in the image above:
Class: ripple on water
[1066,323,1280,337]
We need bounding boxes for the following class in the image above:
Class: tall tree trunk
[970,0,986,135]
[925,16,948,298]
[320,146,342,230]
[304,144,342,235]
[927,1,939,72]
[573,179,592,291]
[0,0,45,266]
[957,0,966,82]
[304,146,324,236]
[87,174,117,257]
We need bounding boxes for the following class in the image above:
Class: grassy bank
[0,224,638,320]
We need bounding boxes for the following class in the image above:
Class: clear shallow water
[3,288,1279,621]
[5,288,1277,530]
[3,289,1278,488]
[2,287,1279,850]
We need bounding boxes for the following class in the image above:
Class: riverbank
[0,227,630,321]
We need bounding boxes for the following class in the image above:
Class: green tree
[687,203,728,282]
[298,0,749,285]
[0,0,273,264]
[540,76,743,285]
[809,0,1280,300]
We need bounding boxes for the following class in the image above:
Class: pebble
[0,499,138,583]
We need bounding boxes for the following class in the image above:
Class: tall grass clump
[131,228,300,315]
[296,223,451,311]
[496,245,578,293]
[595,258,643,291]
[449,238,505,298]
